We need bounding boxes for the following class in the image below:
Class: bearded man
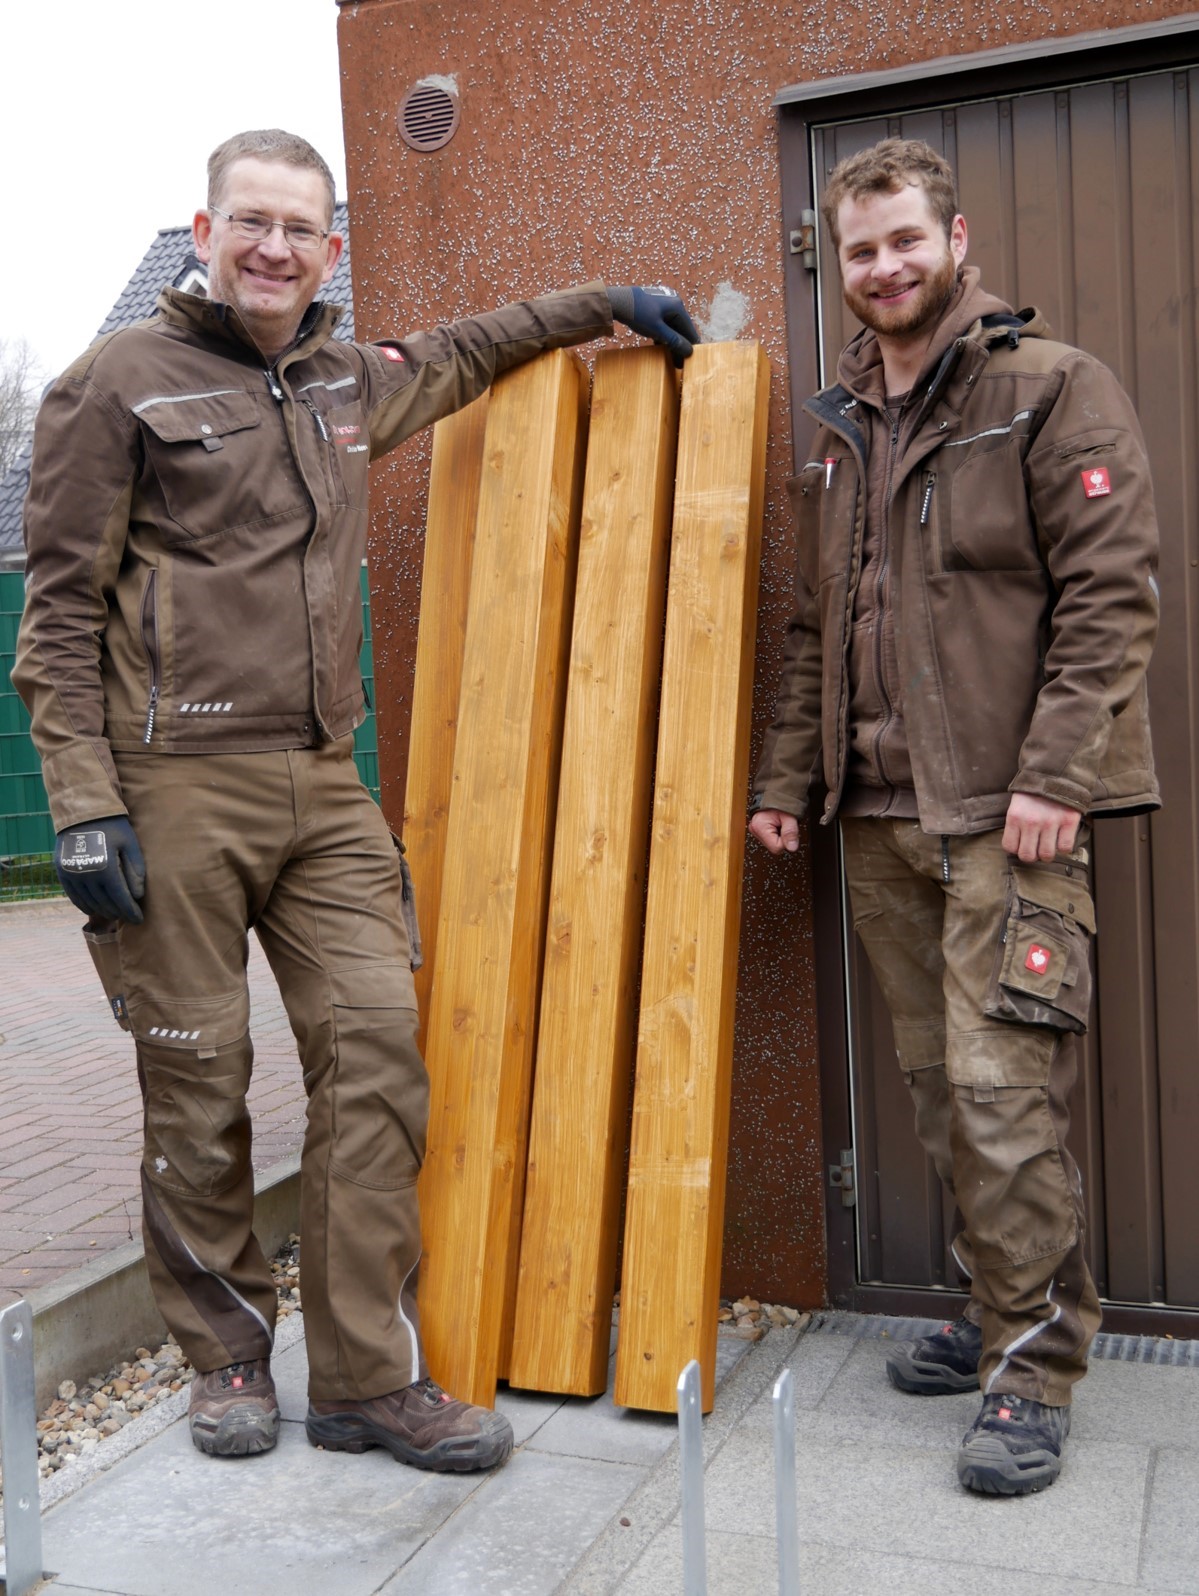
[750,138,1159,1495]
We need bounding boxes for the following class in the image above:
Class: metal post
[676,1359,707,1596]
[773,1368,800,1596]
[0,1299,44,1596]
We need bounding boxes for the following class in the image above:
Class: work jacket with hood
[14,282,613,831]
[753,268,1160,836]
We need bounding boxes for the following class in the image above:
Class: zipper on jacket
[920,472,937,527]
[941,835,951,883]
[265,368,285,402]
[868,407,904,785]
[140,571,161,745]
[305,400,330,441]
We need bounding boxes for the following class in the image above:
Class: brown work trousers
[841,819,1102,1407]
[93,737,428,1401]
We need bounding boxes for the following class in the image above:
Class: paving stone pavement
[0,898,307,1294]
[7,1314,1199,1595]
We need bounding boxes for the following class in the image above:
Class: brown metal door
[810,67,1199,1315]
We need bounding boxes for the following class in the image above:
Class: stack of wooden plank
[405,341,770,1414]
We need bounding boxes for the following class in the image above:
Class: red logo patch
[381,346,405,363]
[1025,943,1052,975]
[1082,467,1111,498]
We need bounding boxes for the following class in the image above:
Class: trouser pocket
[984,858,1095,1034]
[82,916,132,1031]
[389,831,423,972]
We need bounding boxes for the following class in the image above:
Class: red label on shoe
[998,1405,1012,1421]
[232,1375,243,1389]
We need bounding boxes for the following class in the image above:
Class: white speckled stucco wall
[334,0,1193,1305]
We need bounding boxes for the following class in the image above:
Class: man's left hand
[608,286,701,366]
[1002,792,1082,862]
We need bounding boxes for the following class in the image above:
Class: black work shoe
[957,1392,1071,1495]
[886,1315,982,1395]
[189,1358,280,1457]
[306,1376,514,1472]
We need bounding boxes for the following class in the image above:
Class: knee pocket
[138,1034,253,1198]
[950,1084,1078,1268]
[325,965,427,1190]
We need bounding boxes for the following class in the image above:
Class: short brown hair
[821,138,958,249]
[207,130,337,224]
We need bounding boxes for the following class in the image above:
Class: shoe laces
[414,1377,454,1405]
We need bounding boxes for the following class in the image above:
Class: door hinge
[828,1148,856,1207]
[789,209,818,271]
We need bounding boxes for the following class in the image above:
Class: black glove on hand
[54,816,146,924]
[608,285,701,367]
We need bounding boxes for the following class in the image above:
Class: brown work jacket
[14,283,612,830]
[753,300,1161,834]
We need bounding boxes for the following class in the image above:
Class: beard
[844,251,959,342]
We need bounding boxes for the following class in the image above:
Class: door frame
[774,12,1199,1334]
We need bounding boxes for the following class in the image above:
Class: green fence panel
[0,564,381,900]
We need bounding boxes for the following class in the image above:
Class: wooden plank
[403,394,489,1044]
[509,349,679,1396]
[417,350,590,1408]
[614,341,771,1414]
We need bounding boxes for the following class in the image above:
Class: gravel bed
[0,1235,301,1503]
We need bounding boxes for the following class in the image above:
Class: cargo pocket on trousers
[388,831,423,972]
[82,917,132,1031]
[328,962,425,1191]
[984,863,1096,1034]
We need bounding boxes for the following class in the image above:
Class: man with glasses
[14,128,699,1469]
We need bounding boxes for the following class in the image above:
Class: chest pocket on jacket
[325,402,369,508]
[788,456,856,598]
[940,418,1040,573]
[136,390,308,543]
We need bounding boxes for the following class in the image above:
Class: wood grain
[613,341,771,1414]
[417,351,590,1407]
[509,348,679,1396]
[403,394,489,1045]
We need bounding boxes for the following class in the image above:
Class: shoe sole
[957,1432,1066,1496]
[305,1408,513,1472]
[886,1354,980,1396]
[190,1406,280,1458]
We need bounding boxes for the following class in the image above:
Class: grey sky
[2,0,348,384]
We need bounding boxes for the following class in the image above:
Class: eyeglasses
[209,206,330,252]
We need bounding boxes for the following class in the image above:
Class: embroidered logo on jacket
[380,346,405,363]
[1081,467,1111,498]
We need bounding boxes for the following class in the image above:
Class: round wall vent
[398,84,460,152]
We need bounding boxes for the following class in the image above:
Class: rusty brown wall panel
[337,0,1198,1313]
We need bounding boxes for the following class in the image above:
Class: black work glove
[607,285,701,367]
[54,816,146,924]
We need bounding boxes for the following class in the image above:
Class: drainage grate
[807,1310,1199,1368]
[398,83,460,152]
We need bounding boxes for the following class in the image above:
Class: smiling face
[836,182,967,346]
[193,156,343,362]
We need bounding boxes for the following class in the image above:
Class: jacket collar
[155,287,345,364]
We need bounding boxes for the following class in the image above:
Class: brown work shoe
[306,1377,513,1472]
[189,1358,280,1457]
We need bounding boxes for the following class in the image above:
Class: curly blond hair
[821,138,958,248]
